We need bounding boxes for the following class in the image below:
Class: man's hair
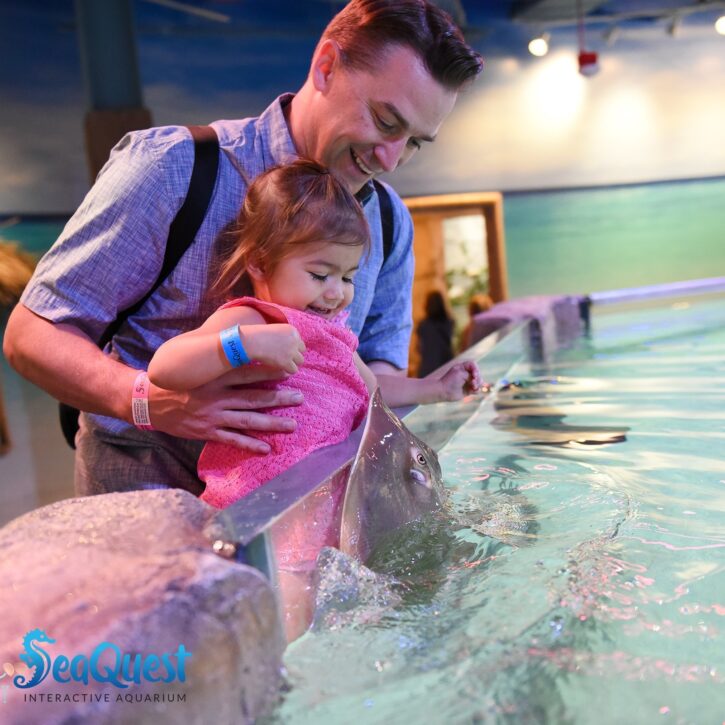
[215,159,370,298]
[320,0,483,90]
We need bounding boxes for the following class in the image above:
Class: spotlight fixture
[716,15,725,35]
[528,33,549,56]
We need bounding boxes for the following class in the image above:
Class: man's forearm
[367,360,406,377]
[3,304,135,422]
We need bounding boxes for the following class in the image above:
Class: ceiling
[15,0,723,47]
[132,0,725,34]
[508,0,725,27]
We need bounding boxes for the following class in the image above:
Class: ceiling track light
[528,32,550,56]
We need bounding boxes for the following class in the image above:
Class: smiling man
[4,0,483,496]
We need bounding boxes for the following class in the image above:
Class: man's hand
[4,306,304,455]
[437,360,484,402]
[149,365,303,454]
[242,323,306,374]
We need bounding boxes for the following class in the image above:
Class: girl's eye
[407,138,422,150]
[342,276,354,285]
[310,272,327,282]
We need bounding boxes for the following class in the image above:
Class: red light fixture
[578,50,599,76]
[576,0,600,76]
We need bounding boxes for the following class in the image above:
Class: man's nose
[373,138,409,173]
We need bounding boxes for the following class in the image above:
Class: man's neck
[284,88,309,157]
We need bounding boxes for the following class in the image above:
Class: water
[504,176,725,297]
[0,216,66,257]
[270,295,725,724]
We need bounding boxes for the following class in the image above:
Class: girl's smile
[250,242,363,319]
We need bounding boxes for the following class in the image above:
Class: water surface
[271,296,725,724]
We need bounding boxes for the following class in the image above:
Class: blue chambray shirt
[21,94,414,442]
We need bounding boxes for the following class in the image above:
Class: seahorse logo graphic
[13,629,55,689]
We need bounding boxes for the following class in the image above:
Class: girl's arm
[354,355,483,406]
[148,306,305,391]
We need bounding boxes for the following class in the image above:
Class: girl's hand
[438,360,484,401]
[242,323,306,374]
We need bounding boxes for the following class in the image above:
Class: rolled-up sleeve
[20,128,193,343]
[357,188,414,370]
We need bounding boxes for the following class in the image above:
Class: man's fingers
[214,430,272,454]
[223,387,304,409]
[222,409,297,433]
[222,365,288,384]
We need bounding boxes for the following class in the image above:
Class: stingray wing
[339,389,445,563]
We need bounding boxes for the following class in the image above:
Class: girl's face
[251,242,363,320]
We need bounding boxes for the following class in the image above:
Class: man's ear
[311,39,341,92]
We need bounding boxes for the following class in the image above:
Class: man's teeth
[352,150,373,175]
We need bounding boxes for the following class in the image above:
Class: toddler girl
[148,159,481,508]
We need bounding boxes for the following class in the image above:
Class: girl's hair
[215,158,370,298]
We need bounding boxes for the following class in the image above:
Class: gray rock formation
[0,489,284,724]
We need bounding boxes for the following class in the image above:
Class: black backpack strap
[373,179,395,266]
[99,124,219,346]
[60,125,219,449]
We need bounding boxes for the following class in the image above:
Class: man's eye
[310,272,327,281]
[375,114,396,132]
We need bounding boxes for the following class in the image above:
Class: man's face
[307,43,458,194]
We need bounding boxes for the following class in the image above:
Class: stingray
[338,390,538,566]
[338,389,446,564]
[492,379,630,446]
[492,412,629,446]
[304,394,538,629]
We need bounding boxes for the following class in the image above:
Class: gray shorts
[74,414,206,497]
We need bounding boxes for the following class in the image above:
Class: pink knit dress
[198,297,370,508]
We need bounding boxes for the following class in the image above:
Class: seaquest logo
[6,629,191,690]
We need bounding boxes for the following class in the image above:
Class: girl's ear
[247,261,265,281]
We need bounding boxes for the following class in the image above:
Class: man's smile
[351,148,374,176]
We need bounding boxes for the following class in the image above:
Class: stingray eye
[416,452,428,466]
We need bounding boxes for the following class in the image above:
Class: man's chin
[330,166,367,195]
[341,177,366,195]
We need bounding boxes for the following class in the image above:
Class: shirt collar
[355,180,376,206]
[257,93,299,169]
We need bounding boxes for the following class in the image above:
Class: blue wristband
[220,326,251,367]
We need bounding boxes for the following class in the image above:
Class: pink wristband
[131,371,154,430]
